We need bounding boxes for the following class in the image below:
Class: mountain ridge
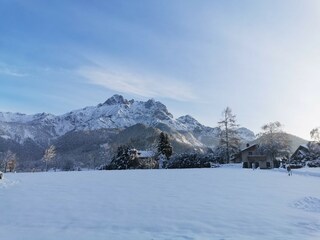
[0,94,255,145]
[0,94,263,170]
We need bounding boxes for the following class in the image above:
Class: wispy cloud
[77,64,197,102]
[0,64,28,77]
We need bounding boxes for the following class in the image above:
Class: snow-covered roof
[298,150,307,156]
[299,144,309,150]
[241,144,259,152]
[138,151,155,158]
[290,144,310,159]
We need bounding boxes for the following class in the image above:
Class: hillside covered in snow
[0,95,255,170]
[0,95,255,144]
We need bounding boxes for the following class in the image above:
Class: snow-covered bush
[107,145,135,170]
[107,145,158,170]
[62,159,75,171]
[288,163,304,169]
[307,159,320,168]
[167,153,219,169]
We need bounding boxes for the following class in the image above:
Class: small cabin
[290,144,309,161]
[129,149,157,169]
[241,144,276,169]
[129,149,155,159]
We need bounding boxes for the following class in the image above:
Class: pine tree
[217,107,240,163]
[116,145,131,169]
[157,132,173,166]
[108,145,136,170]
[163,134,173,159]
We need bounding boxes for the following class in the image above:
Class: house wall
[258,156,274,169]
[243,150,275,169]
[259,161,271,169]
[138,157,158,169]
[241,146,258,166]
[241,151,249,164]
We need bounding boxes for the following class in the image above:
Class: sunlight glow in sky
[1,0,320,139]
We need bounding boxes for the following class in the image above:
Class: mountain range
[0,94,302,171]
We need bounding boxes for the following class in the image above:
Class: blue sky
[1,0,320,139]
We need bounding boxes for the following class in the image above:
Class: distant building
[129,149,155,159]
[290,144,309,161]
[138,150,156,160]
[129,149,157,169]
[240,144,278,169]
[289,144,314,168]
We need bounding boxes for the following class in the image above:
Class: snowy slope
[0,95,255,146]
[0,113,59,145]
[0,167,319,240]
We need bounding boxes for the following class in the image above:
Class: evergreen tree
[114,145,131,169]
[217,107,240,163]
[108,145,139,170]
[157,132,173,166]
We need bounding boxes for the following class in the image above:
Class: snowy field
[1,166,320,240]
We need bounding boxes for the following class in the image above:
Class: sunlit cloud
[78,65,198,102]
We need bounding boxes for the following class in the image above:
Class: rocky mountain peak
[144,99,156,109]
[103,94,129,105]
[0,94,258,151]
[144,99,173,118]
[236,127,256,142]
[177,115,200,124]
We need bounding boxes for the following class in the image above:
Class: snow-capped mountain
[0,94,255,147]
[0,95,257,170]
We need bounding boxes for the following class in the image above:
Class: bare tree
[43,145,56,171]
[309,127,320,159]
[217,107,240,163]
[257,121,291,160]
[1,150,17,173]
[310,127,320,143]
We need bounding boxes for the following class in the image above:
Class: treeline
[102,107,317,170]
[102,131,221,170]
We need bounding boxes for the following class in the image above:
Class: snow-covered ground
[0,166,320,240]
